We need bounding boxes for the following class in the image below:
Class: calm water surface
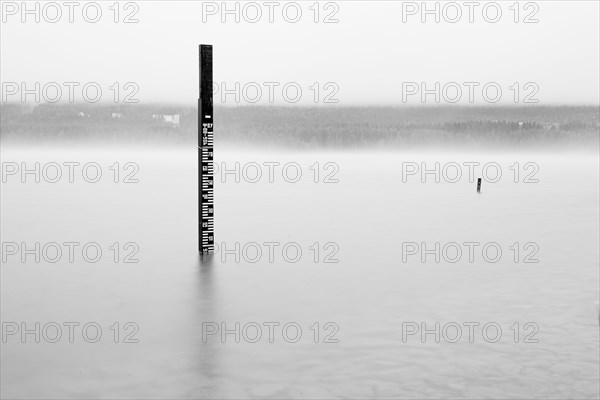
[1,146,598,399]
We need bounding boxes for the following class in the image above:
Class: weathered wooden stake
[477,178,482,193]
[199,44,214,255]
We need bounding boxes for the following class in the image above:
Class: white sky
[1,0,599,105]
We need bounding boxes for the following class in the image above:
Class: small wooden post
[477,178,482,193]
[199,44,214,255]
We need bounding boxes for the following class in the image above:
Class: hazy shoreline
[2,104,598,150]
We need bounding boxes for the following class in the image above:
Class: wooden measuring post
[199,44,214,254]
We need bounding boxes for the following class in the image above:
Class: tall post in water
[199,44,214,255]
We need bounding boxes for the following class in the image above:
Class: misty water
[1,145,599,399]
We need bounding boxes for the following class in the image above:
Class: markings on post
[199,44,214,255]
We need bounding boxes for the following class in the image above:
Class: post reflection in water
[194,254,219,396]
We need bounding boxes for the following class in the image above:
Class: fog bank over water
[1,105,598,150]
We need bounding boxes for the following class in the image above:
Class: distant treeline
[1,103,598,148]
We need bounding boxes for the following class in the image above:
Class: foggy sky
[1,0,599,105]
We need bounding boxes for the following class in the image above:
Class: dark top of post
[199,44,213,122]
